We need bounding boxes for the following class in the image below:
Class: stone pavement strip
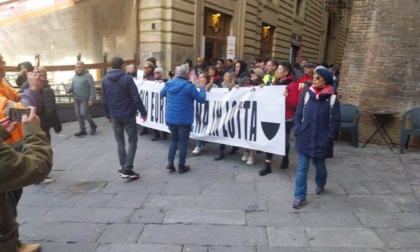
[16,117,420,252]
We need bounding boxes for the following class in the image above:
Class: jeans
[266,120,294,160]
[196,140,205,148]
[167,124,191,165]
[294,152,328,200]
[74,97,96,131]
[112,117,138,169]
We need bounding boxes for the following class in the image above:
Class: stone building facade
[339,0,420,148]
[138,0,352,72]
[0,0,352,79]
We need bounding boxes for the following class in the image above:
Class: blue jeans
[167,124,191,166]
[112,117,138,169]
[196,140,205,148]
[294,152,328,200]
[74,97,96,131]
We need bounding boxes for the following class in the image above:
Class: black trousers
[8,145,24,217]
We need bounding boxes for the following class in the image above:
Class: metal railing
[49,82,102,103]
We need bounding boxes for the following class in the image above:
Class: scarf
[310,85,335,100]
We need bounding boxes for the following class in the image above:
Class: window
[295,0,305,17]
[203,9,231,60]
[260,23,274,58]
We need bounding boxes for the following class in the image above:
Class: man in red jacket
[259,61,300,176]
[296,62,315,96]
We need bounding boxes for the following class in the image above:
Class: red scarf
[310,85,335,100]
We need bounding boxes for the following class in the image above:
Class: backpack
[302,91,336,123]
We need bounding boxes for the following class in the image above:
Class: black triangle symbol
[261,121,280,140]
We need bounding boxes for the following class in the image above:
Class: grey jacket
[68,70,96,100]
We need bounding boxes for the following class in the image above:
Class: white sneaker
[247,156,256,165]
[241,152,249,162]
[40,177,55,184]
[192,146,202,155]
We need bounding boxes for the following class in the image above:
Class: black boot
[280,156,289,169]
[90,125,97,135]
[228,146,239,155]
[214,151,225,161]
[259,162,272,176]
[74,130,87,137]
[178,164,191,174]
[151,131,161,141]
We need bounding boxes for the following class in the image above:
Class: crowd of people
[0,53,341,251]
[132,56,340,210]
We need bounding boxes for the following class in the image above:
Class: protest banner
[135,81,286,155]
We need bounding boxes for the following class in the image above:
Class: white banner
[135,80,286,155]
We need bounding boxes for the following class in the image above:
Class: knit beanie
[315,68,333,86]
[154,67,164,76]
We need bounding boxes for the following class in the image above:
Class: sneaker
[19,243,41,252]
[241,151,249,162]
[40,176,55,184]
[292,199,306,209]
[90,125,97,135]
[192,146,202,155]
[246,156,256,165]
[74,130,87,137]
[316,187,325,195]
[178,164,191,174]
[118,168,140,179]
[166,164,176,172]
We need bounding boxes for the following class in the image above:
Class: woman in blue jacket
[293,68,340,209]
[160,64,206,174]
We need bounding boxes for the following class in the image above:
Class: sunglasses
[313,76,321,80]
[154,72,160,74]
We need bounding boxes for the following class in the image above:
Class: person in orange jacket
[0,54,44,252]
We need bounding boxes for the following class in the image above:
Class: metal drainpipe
[320,0,329,62]
[136,0,140,65]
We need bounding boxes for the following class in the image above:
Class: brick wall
[339,0,420,148]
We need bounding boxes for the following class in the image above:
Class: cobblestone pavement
[17,117,420,252]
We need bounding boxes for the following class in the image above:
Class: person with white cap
[151,67,168,141]
[239,67,265,165]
